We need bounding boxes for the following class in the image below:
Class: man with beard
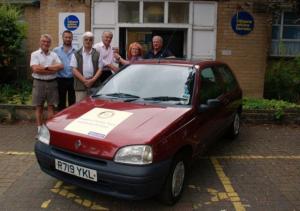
[53,30,76,111]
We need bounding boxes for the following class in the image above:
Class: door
[193,66,225,154]
[119,28,186,59]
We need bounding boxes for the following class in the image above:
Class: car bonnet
[46,98,192,160]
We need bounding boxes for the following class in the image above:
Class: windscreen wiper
[142,96,186,101]
[105,93,141,99]
[92,92,140,100]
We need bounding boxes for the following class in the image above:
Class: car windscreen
[94,64,195,105]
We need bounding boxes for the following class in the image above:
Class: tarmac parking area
[0,122,299,211]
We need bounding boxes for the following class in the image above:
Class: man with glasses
[30,34,63,134]
[70,31,103,102]
[53,30,76,111]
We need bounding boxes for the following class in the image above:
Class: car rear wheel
[159,153,187,205]
[226,112,240,139]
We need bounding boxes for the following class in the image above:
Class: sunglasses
[84,38,93,42]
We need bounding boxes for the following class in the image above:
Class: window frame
[215,65,238,93]
[199,66,224,104]
[117,0,190,24]
[271,11,300,57]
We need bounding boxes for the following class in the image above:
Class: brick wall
[39,0,91,47]
[216,0,272,98]
[22,0,271,97]
[24,6,40,55]
[40,0,91,47]
[23,0,90,76]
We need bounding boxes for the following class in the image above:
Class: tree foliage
[264,56,300,103]
[0,4,27,69]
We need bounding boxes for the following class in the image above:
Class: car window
[199,67,223,104]
[217,65,238,92]
[95,64,195,105]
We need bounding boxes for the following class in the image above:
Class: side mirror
[207,99,221,108]
[198,99,221,112]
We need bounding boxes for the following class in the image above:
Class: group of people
[30,31,174,134]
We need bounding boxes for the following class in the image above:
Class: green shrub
[243,98,300,120]
[0,4,27,83]
[0,80,32,105]
[264,56,300,103]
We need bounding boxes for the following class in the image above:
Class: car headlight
[37,124,50,145]
[114,145,153,165]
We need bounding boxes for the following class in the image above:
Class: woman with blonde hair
[115,42,143,65]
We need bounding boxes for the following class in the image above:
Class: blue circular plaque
[231,11,254,35]
[64,15,80,31]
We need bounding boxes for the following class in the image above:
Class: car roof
[132,59,227,68]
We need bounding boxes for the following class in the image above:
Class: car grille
[51,146,108,166]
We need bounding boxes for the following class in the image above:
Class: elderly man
[144,35,174,59]
[94,31,118,82]
[30,34,64,134]
[53,30,76,111]
[70,31,103,102]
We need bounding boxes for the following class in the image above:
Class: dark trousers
[99,68,113,83]
[57,77,75,111]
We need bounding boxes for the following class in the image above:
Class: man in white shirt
[70,31,103,102]
[30,34,64,133]
[94,31,118,82]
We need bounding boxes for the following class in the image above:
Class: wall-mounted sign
[231,11,254,36]
[59,13,85,49]
[64,15,80,31]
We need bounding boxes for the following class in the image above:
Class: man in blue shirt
[53,30,76,111]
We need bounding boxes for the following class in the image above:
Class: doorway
[119,28,186,59]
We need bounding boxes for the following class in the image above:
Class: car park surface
[34,59,242,204]
[0,122,300,210]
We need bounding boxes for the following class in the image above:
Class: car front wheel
[159,153,187,205]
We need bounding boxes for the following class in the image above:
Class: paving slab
[0,122,299,210]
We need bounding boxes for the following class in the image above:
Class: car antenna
[158,30,176,63]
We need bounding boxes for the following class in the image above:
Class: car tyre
[159,153,187,205]
[226,112,240,139]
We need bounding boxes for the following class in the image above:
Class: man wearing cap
[70,31,103,102]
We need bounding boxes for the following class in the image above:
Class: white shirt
[93,41,114,66]
[30,49,62,80]
[70,48,104,79]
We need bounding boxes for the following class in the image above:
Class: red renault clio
[35,59,242,205]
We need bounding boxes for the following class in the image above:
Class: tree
[0,4,27,81]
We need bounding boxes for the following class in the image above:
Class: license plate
[55,159,97,182]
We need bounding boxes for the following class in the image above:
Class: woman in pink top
[115,42,143,65]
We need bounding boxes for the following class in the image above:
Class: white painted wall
[91,0,217,60]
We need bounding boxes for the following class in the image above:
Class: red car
[35,59,242,205]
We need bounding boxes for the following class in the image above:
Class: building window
[143,2,164,23]
[271,11,300,57]
[168,2,189,23]
[118,1,139,23]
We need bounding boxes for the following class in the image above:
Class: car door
[192,66,226,154]
[216,64,242,128]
